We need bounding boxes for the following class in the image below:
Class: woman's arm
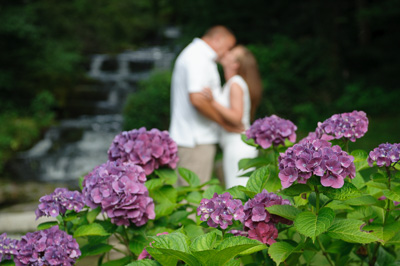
[210,82,244,127]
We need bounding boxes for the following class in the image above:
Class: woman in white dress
[202,45,262,188]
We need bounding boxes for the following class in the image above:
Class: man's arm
[190,92,244,133]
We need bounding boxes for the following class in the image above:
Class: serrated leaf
[238,156,269,170]
[246,166,281,193]
[80,243,113,258]
[145,178,164,191]
[366,181,388,190]
[206,236,267,266]
[168,210,190,225]
[238,186,257,198]
[351,149,369,171]
[187,191,202,204]
[148,247,200,266]
[87,207,101,223]
[126,260,161,266]
[73,223,109,238]
[240,133,258,147]
[325,200,353,210]
[352,171,366,189]
[322,182,362,200]
[37,221,58,230]
[265,204,301,221]
[280,184,312,196]
[226,186,248,201]
[155,202,177,218]
[203,185,224,199]
[154,168,178,185]
[178,167,200,187]
[294,208,335,241]
[382,185,400,202]
[101,256,132,266]
[362,222,400,244]
[326,219,381,243]
[344,195,378,206]
[190,231,218,251]
[268,241,297,265]
[129,235,149,255]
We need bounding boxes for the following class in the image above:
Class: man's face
[216,35,236,61]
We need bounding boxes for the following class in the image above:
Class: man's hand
[190,92,244,133]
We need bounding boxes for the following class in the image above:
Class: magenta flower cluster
[246,115,297,149]
[279,139,356,189]
[35,188,85,219]
[0,233,19,262]
[197,192,245,229]
[82,160,155,226]
[316,110,368,142]
[108,127,179,175]
[368,143,400,167]
[13,226,81,266]
[243,190,292,245]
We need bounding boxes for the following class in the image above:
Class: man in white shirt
[169,25,240,184]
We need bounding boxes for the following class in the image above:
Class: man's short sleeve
[186,58,211,93]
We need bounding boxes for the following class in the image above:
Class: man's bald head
[202,26,236,60]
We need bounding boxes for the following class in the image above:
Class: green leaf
[294,208,335,241]
[280,184,312,196]
[206,236,267,266]
[326,219,381,243]
[203,185,224,199]
[87,207,101,223]
[246,165,281,193]
[129,235,150,255]
[240,133,258,148]
[382,185,400,202]
[151,185,177,217]
[362,222,400,245]
[37,221,58,230]
[187,191,203,204]
[101,256,132,266]
[178,167,200,187]
[238,156,269,170]
[146,178,164,191]
[226,186,248,201]
[325,200,353,211]
[126,260,161,266]
[268,241,297,265]
[344,195,378,206]
[147,232,201,266]
[73,223,109,238]
[80,243,113,258]
[351,150,369,171]
[155,168,178,185]
[322,182,362,200]
[168,210,190,225]
[352,171,366,189]
[265,204,301,221]
[190,231,218,251]
[238,186,257,198]
[184,224,205,240]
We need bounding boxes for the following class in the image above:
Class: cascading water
[10,47,176,186]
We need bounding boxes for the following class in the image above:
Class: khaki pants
[177,144,217,186]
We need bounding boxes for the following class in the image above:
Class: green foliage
[123,71,172,131]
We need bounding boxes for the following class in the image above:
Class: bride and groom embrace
[169,25,262,189]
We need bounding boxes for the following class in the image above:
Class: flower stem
[385,166,391,189]
[317,237,334,266]
[122,226,134,257]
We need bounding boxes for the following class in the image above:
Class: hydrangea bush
[1,115,400,265]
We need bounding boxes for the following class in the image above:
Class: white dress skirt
[216,75,258,189]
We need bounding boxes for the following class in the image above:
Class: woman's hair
[235,45,262,122]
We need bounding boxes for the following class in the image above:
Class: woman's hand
[201,87,213,101]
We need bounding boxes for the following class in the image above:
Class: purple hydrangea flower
[368,143,400,168]
[82,160,155,226]
[278,139,356,189]
[35,188,85,219]
[316,110,369,142]
[243,190,292,230]
[247,222,279,245]
[14,226,80,266]
[246,115,297,149]
[108,127,179,175]
[197,192,245,230]
[0,233,19,262]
